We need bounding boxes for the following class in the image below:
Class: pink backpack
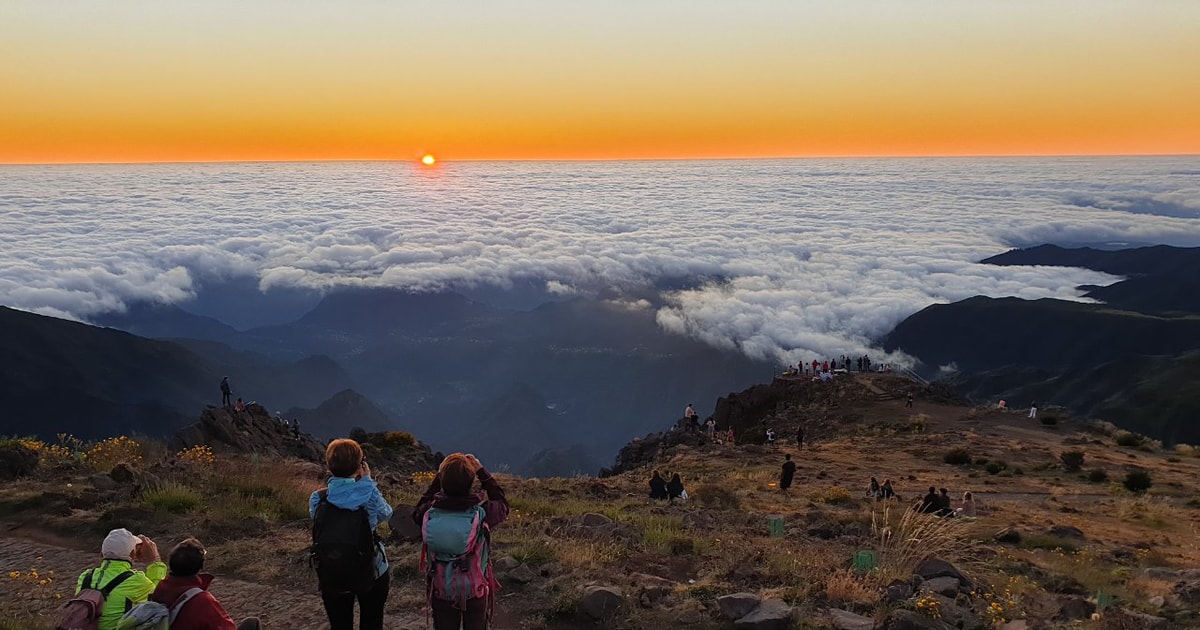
[420,505,499,614]
[56,565,134,630]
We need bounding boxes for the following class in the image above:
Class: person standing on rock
[292,419,301,439]
[220,377,232,408]
[779,454,796,494]
[310,438,393,630]
[905,393,914,409]
[1028,400,1038,420]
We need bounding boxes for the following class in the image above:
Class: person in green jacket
[75,528,168,630]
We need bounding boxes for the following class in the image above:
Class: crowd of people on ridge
[220,377,302,438]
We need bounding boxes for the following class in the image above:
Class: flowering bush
[84,436,143,472]
[177,445,215,467]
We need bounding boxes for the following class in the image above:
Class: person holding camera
[72,528,167,630]
[413,453,509,630]
[310,438,393,630]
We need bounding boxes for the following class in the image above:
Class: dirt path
[0,532,430,629]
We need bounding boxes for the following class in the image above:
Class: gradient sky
[2,1,1198,163]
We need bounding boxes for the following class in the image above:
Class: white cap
[101,528,139,560]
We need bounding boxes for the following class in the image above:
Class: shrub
[943,448,971,466]
[985,461,1008,475]
[176,445,215,467]
[1115,432,1143,448]
[84,436,143,472]
[973,457,989,466]
[142,483,202,514]
[1086,469,1108,483]
[1123,471,1152,494]
[377,431,416,448]
[813,486,853,505]
[1059,450,1085,472]
[1040,415,1058,425]
[693,484,740,509]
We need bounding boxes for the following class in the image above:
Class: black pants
[321,572,390,630]
[432,595,488,630]
[222,392,231,406]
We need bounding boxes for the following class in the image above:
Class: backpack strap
[99,571,135,597]
[168,587,205,623]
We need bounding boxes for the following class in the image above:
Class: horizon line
[2,151,1198,167]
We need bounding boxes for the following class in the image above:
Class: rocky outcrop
[0,442,38,480]
[599,428,711,477]
[172,404,325,462]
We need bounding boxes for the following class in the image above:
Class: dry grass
[824,568,878,605]
[870,506,972,582]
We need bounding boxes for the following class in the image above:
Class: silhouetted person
[234,397,246,413]
[936,488,953,517]
[666,473,685,503]
[220,377,232,407]
[919,486,939,513]
[779,455,796,493]
[795,426,804,449]
[432,451,445,468]
[291,418,300,439]
[867,477,881,499]
[880,479,895,499]
[1028,400,1038,420]
[905,393,913,408]
[649,470,668,500]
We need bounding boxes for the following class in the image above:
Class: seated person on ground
[649,470,669,500]
[667,473,686,502]
[148,537,261,630]
[73,529,167,630]
[919,486,940,513]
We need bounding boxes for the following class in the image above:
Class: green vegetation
[943,448,971,465]
[1123,470,1153,494]
[1087,469,1109,483]
[142,482,202,514]
[1059,450,1085,471]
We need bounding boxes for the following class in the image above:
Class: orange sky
[2,1,1198,163]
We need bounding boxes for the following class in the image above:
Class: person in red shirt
[149,537,261,630]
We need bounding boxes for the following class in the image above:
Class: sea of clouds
[2,157,1198,364]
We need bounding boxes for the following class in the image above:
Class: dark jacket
[149,573,236,630]
[649,475,668,500]
[779,462,796,489]
[666,477,685,500]
[920,490,940,513]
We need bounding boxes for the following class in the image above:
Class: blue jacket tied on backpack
[310,476,393,578]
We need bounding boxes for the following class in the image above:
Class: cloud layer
[2,157,1198,363]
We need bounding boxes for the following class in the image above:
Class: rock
[919,576,961,597]
[387,506,422,543]
[993,527,1022,544]
[717,592,762,620]
[1119,609,1171,629]
[914,557,971,588]
[829,608,874,630]
[806,520,841,540]
[671,599,708,624]
[997,621,1028,630]
[507,564,536,584]
[929,594,985,630]
[90,474,119,491]
[109,462,136,483]
[1148,595,1165,608]
[581,512,613,527]
[492,556,519,572]
[639,585,671,607]
[733,599,792,630]
[629,573,676,588]
[171,405,325,462]
[578,586,624,621]
[884,580,913,603]
[1046,525,1085,540]
[883,609,953,630]
[1055,596,1095,620]
[1041,572,1086,595]
[1173,578,1200,606]
[0,443,39,480]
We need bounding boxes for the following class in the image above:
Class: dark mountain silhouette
[521,444,603,478]
[91,301,241,344]
[983,244,1200,315]
[0,306,356,440]
[283,389,396,440]
[884,244,1200,445]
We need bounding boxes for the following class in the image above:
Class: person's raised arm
[412,471,442,526]
[474,463,509,528]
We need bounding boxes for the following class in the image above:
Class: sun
[421,154,436,166]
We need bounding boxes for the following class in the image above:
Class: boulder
[1173,578,1200,606]
[733,599,793,630]
[883,609,953,630]
[578,586,624,621]
[581,512,614,527]
[1055,596,1095,620]
[90,474,119,491]
[884,580,913,603]
[914,557,971,588]
[109,462,136,483]
[929,594,985,630]
[717,592,762,620]
[171,405,325,462]
[492,556,519,573]
[507,564,536,584]
[387,506,422,543]
[993,527,1022,544]
[1046,525,1085,540]
[0,443,38,480]
[919,576,960,597]
[639,585,671,607]
[829,608,874,630]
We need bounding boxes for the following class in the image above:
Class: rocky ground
[1,374,1198,629]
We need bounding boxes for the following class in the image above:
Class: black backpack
[310,489,378,594]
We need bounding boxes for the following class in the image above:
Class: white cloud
[1,158,1198,363]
